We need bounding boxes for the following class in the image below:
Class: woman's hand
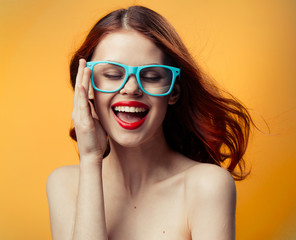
[72,59,107,164]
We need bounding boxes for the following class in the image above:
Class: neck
[104,131,174,197]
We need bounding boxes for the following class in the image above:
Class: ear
[88,82,95,99]
[168,83,180,105]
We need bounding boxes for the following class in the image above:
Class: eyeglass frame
[86,61,181,97]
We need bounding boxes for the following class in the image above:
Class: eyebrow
[106,60,163,66]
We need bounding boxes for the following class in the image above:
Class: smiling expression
[90,29,178,147]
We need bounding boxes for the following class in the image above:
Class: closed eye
[103,73,124,80]
[141,76,162,81]
[140,71,163,80]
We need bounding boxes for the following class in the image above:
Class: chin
[108,127,163,150]
[109,134,145,148]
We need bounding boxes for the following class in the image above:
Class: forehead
[91,29,165,65]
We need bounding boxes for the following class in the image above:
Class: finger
[88,100,107,152]
[78,85,92,120]
[81,67,91,98]
[75,59,86,89]
[88,100,99,120]
[94,118,107,154]
[74,59,86,108]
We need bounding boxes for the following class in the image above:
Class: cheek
[93,94,110,121]
[151,98,170,123]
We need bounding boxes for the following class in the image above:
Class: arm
[186,165,237,240]
[73,160,107,240]
[47,59,108,240]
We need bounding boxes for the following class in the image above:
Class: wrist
[79,155,103,169]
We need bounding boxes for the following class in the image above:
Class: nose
[119,74,142,96]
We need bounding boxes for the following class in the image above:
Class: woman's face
[90,29,178,147]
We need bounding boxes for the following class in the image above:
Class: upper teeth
[114,106,147,113]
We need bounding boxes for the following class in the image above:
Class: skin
[46,29,237,240]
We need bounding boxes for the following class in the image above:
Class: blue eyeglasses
[86,61,180,96]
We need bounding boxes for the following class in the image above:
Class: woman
[47,5,252,240]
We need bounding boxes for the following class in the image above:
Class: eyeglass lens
[92,63,173,95]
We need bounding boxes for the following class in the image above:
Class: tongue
[117,112,145,123]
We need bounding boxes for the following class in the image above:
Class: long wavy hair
[69,5,253,180]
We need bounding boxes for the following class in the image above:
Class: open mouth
[111,101,150,130]
[113,106,149,123]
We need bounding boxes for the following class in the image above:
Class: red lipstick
[111,101,150,130]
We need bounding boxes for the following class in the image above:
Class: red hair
[69,6,253,180]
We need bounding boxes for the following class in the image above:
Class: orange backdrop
[1,0,295,239]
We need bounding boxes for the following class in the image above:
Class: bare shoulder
[183,163,236,239]
[46,165,80,239]
[47,164,79,180]
[46,165,79,196]
[184,163,236,199]
[46,165,80,209]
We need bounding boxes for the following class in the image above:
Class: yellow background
[1,0,295,239]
